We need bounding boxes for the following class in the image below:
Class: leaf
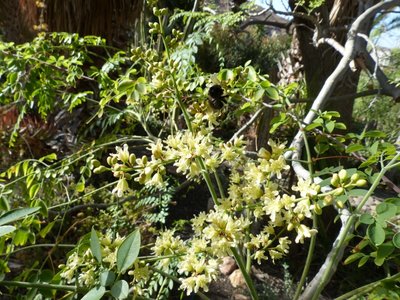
[29,183,40,199]
[39,221,55,238]
[393,232,400,248]
[358,255,369,267]
[0,207,40,226]
[253,88,264,101]
[344,252,364,265]
[116,229,141,273]
[369,141,379,155]
[111,280,129,299]
[246,66,257,81]
[0,197,10,211]
[367,223,385,246]
[364,130,386,138]
[260,80,271,88]
[39,153,57,162]
[100,270,116,287]
[118,80,134,93]
[335,122,347,130]
[265,87,279,100]
[377,243,395,259]
[314,143,329,154]
[14,228,29,246]
[325,121,335,133]
[359,213,374,225]
[348,189,368,197]
[76,181,85,193]
[305,123,321,131]
[81,286,106,300]
[218,69,234,82]
[346,144,364,153]
[376,203,397,227]
[0,225,16,237]
[135,77,147,94]
[90,228,102,263]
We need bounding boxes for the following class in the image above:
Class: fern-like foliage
[134,184,174,224]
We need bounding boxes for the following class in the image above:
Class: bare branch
[229,108,264,143]
[317,37,345,55]
[239,19,290,31]
[290,89,384,103]
[362,51,400,102]
[281,1,400,299]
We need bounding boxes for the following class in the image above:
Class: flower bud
[258,148,271,160]
[336,200,344,209]
[355,179,367,187]
[93,166,108,174]
[331,173,340,187]
[338,169,347,181]
[333,187,344,196]
[153,7,160,16]
[91,159,101,168]
[129,153,136,166]
[287,223,294,231]
[138,173,146,185]
[350,173,359,183]
[159,8,168,16]
[323,195,333,205]
[314,203,322,215]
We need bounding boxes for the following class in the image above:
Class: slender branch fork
[279,1,400,299]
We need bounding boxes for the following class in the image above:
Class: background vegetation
[0,1,399,299]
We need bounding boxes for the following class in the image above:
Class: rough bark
[0,0,143,45]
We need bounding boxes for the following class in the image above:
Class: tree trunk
[0,0,143,46]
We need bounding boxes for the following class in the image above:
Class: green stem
[214,170,226,200]
[0,281,81,292]
[246,247,252,274]
[307,152,400,300]
[335,272,400,300]
[294,128,317,300]
[193,158,220,206]
[1,243,75,257]
[157,15,221,206]
[231,247,259,300]
[49,181,116,210]
[293,214,317,300]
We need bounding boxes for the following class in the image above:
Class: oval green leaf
[100,270,116,287]
[359,213,374,225]
[81,286,106,300]
[111,280,129,299]
[265,87,279,100]
[393,232,400,248]
[367,223,385,246]
[346,144,364,153]
[116,230,141,273]
[90,227,102,263]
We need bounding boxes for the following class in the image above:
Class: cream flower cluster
[104,136,322,295]
[105,129,246,197]
[59,232,124,286]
